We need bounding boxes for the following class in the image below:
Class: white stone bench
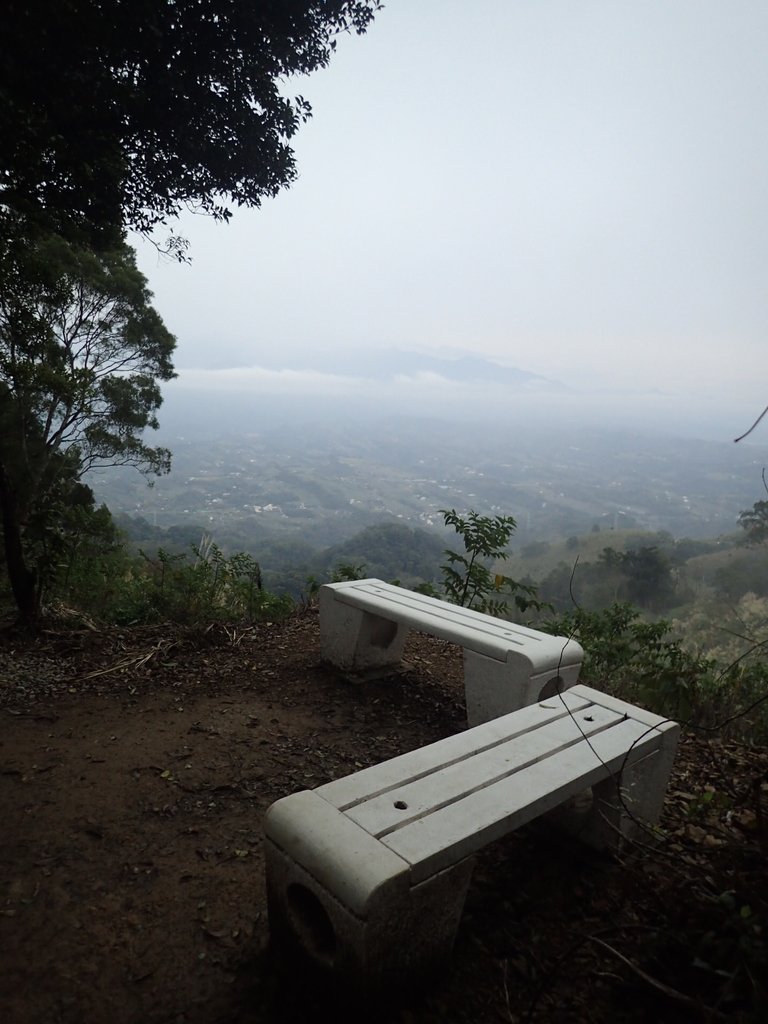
[264,684,679,991]
[319,579,584,726]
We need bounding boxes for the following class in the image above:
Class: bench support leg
[548,738,679,850]
[265,791,475,991]
[463,651,523,725]
[463,651,579,725]
[319,592,409,673]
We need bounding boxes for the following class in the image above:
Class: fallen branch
[77,639,178,680]
[588,936,730,1021]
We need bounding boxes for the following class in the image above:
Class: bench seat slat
[317,689,595,811]
[382,717,659,883]
[345,703,626,838]
[332,580,580,666]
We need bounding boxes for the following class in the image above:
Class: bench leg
[265,791,475,991]
[548,727,680,850]
[319,591,410,672]
[463,652,523,725]
[463,651,581,725]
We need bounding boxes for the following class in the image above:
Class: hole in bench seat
[287,883,337,964]
[394,800,408,810]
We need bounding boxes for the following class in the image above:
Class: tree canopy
[738,500,768,546]
[0,215,176,620]
[1,0,380,242]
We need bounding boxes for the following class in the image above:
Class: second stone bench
[320,578,584,725]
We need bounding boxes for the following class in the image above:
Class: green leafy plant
[330,562,368,583]
[439,508,546,617]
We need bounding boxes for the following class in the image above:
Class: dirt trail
[1,613,765,1023]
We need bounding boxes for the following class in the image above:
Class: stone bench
[319,579,584,726]
[264,684,679,992]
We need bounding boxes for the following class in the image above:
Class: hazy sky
[134,0,768,431]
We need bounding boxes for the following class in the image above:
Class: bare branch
[734,404,768,443]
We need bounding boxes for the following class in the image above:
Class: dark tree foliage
[714,550,768,600]
[618,545,675,610]
[0,0,380,243]
[322,523,446,582]
[538,544,678,615]
[738,500,768,546]
[0,215,176,621]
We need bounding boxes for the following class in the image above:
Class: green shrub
[97,542,294,625]
[439,508,546,617]
[545,603,768,740]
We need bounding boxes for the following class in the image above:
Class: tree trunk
[0,462,38,624]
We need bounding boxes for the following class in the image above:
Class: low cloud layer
[160,358,748,443]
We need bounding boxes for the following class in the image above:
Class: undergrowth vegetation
[543,603,768,742]
[1,505,766,742]
[35,534,294,627]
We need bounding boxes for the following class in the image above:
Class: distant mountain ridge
[335,350,566,390]
[214,347,568,391]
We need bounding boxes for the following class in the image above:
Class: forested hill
[108,506,768,664]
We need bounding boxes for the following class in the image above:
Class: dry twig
[588,935,730,1021]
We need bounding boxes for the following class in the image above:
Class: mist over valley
[89,372,767,579]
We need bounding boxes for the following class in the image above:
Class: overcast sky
[134,0,768,434]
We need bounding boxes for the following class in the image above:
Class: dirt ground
[1,610,766,1024]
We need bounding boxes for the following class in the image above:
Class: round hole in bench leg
[538,675,564,700]
[286,883,337,964]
